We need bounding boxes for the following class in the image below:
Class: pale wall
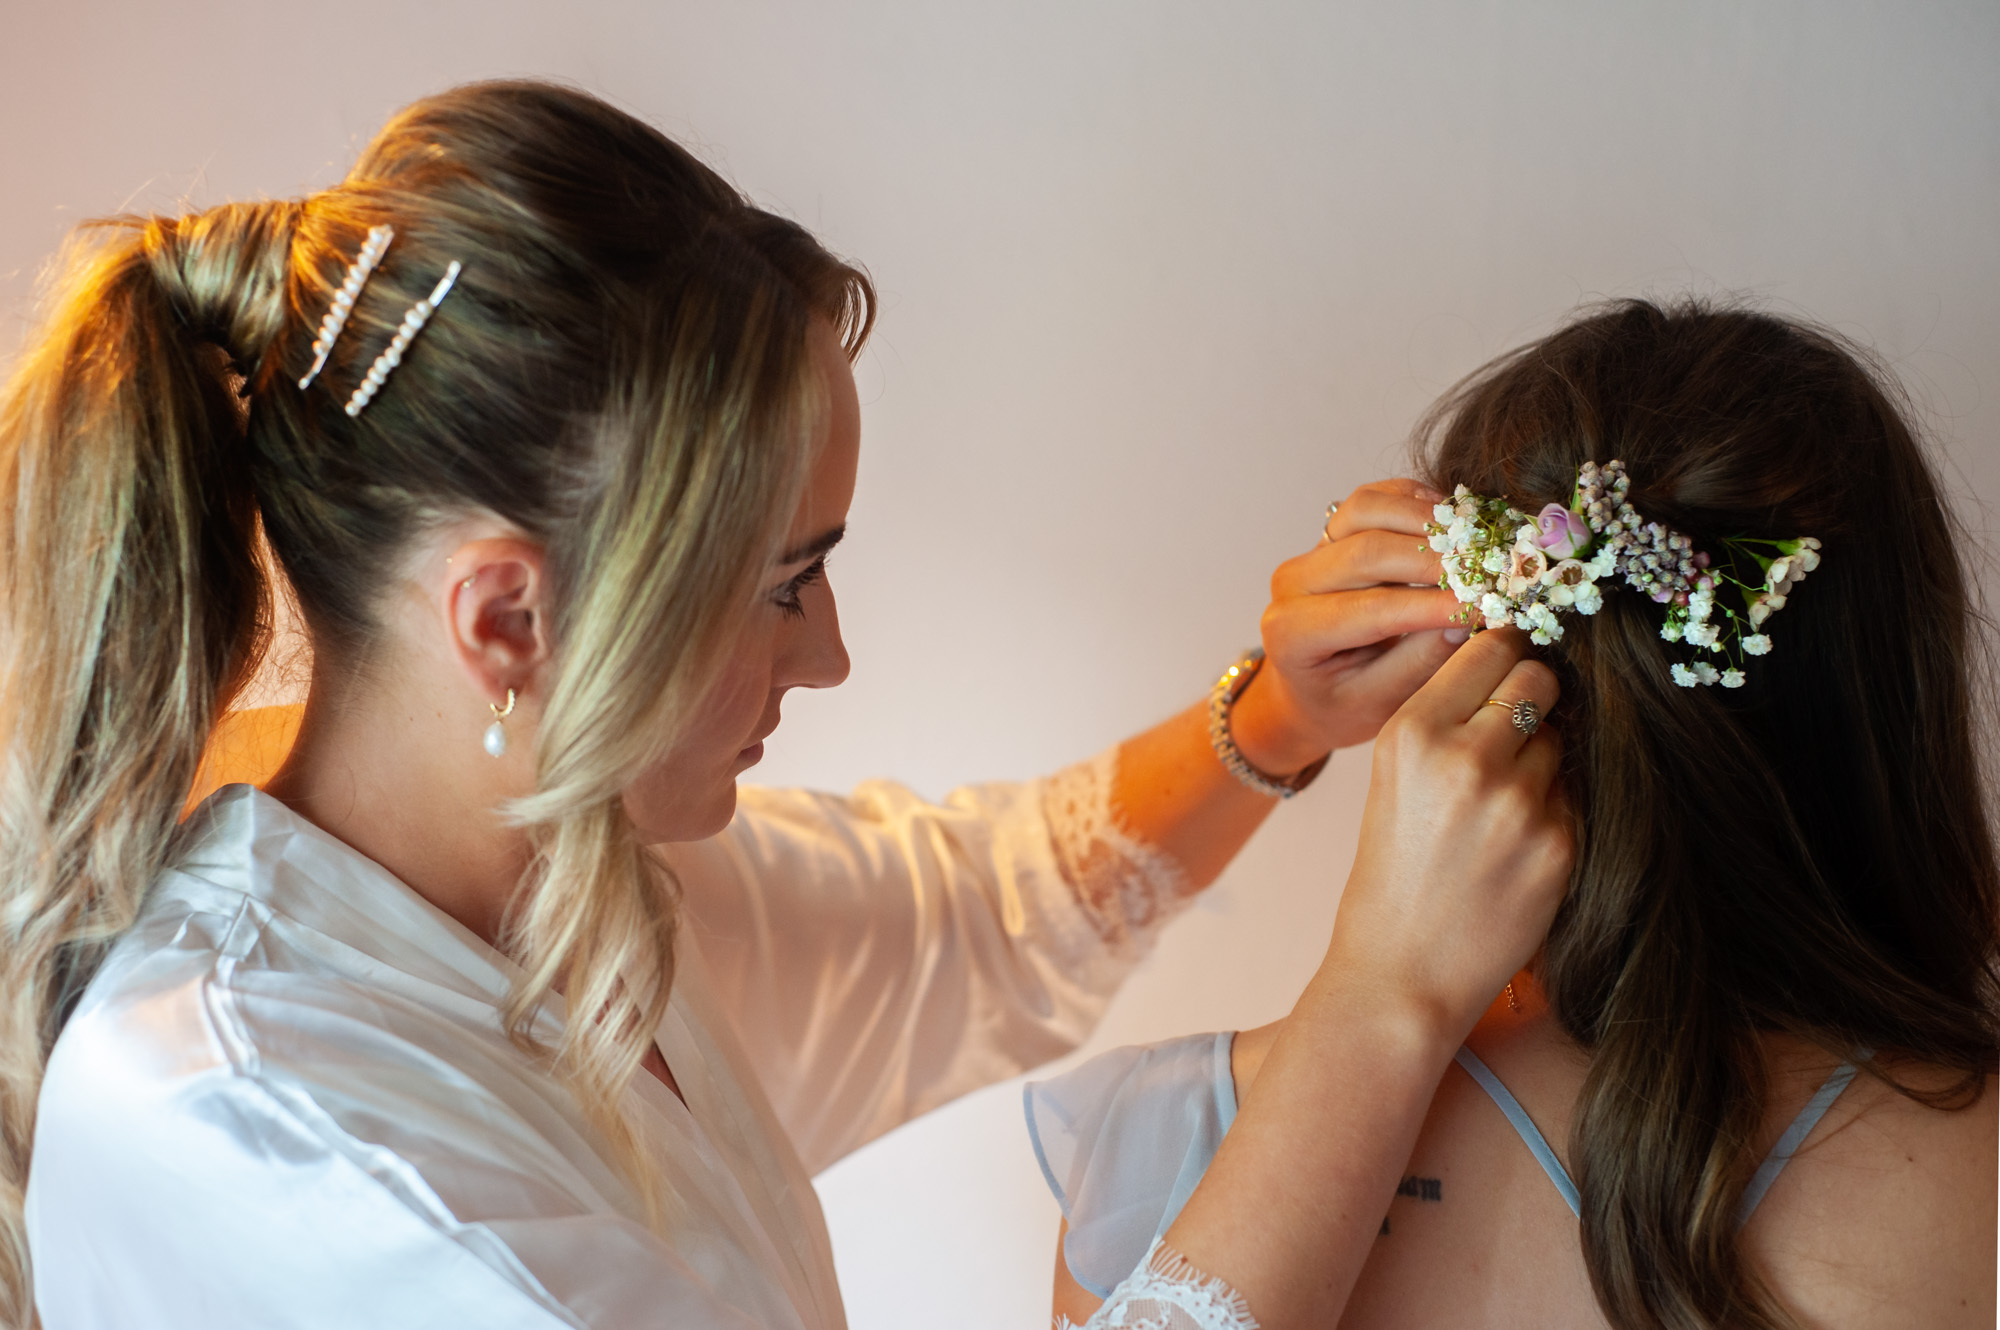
[3,4,1995,1327]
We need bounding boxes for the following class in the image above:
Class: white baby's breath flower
[1688,591,1714,623]
[1526,603,1563,644]
[1428,530,1454,553]
[1659,619,1684,643]
[1721,668,1746,688]
[1742,634,1773,656]
[1671,663,1698,687]
[1693,662,1720,686]
[1480,592,1509,621]
[1433,503,1456,526]
[1686,622,1720,649]
[1482,548,1508,575]
[1572,583,1603,615]
[1586,546,1619,579]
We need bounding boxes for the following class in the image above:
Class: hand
[1230,479,1466,774]
[1317,627,1572,1046]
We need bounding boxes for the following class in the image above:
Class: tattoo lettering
[1395,1175,1443,1202]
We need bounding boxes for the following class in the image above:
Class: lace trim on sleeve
[1060,1237,1261,1330]
[1040,747,1192,956]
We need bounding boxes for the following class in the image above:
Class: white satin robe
[26,755,1189,1328]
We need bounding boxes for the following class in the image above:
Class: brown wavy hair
[1417,299,2000,1329]
[0,80,872,1323]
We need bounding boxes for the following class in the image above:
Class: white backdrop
[4,4,1996,1327]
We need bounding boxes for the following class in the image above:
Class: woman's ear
[443,538,552,704]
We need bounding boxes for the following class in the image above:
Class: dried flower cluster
[1425,459,1822,688]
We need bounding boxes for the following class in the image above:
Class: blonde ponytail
[0,202,291,1323]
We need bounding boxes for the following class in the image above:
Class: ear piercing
[483,688,516,758]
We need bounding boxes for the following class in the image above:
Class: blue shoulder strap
[1454,1045,1580,1218]
[1736,1060,1860,1225]
[1457,1045,1864,1230]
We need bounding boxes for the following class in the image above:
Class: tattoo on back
[1379,1174,1445,1234]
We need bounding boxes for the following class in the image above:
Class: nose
[783,597,850,691]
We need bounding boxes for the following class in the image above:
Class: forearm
[1159,962,1458,1327]
[1110,692,1298,892]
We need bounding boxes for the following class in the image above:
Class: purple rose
[1535,503,1590,559]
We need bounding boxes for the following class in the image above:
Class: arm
[668,481,1461,1169]
[1075,629,1571,1329]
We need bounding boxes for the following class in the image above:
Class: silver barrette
[297,225,393,390]
[343,261,462,418]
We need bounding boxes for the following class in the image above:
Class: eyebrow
[780,525,845,566]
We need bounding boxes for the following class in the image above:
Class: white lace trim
[1040,747,1192,956]
[1060,1237,1261,1330]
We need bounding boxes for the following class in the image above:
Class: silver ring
[1482,697,1541,736]
[1321,499,1340,543]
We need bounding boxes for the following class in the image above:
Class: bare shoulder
[1747,1052,1996,1329]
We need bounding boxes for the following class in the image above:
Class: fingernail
[1443,627,1470,644]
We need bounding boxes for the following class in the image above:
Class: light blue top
[1026,1033,1860,1297]
[1023,1032,1237,1299]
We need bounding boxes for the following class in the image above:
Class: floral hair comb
[1424,460,1822,688]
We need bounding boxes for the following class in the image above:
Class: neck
[262,666,532,945]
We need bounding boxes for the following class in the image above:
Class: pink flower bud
[1534,503,1591,560]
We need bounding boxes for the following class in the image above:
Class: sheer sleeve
[659,745,1193,1173]
[1065,1239,1262,1330]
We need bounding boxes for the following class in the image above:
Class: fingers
[1467,654,1562,754]
[1275,528,1444,597]
[1320,479,1446,546]
[1515,723,1565,799]
[1401,626,1536,726]
[1262,585,1464,660]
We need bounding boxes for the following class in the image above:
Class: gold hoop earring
[482,688,516,758]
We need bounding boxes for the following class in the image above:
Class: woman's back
[1044,1001,1995,1327]
[1232,996,1997,1328]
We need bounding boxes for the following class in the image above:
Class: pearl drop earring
[483,688,516,758]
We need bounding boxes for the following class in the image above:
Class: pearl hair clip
[297,225,393,390]
[344,259,463,418]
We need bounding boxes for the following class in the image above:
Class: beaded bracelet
[1207,648,1330,799]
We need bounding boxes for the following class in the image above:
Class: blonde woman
[4,82,1568,1328]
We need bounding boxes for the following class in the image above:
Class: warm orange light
[182,704,304,818]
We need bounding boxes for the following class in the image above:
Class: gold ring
[1321,499,1340,543]
[1482,697,1541,736]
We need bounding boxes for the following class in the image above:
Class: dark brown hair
[1417,299,2000,1329]
[0,80,872,1319]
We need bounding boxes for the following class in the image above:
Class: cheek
[619,646,771,843]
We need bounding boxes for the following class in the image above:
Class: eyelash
[771,555,828,620]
